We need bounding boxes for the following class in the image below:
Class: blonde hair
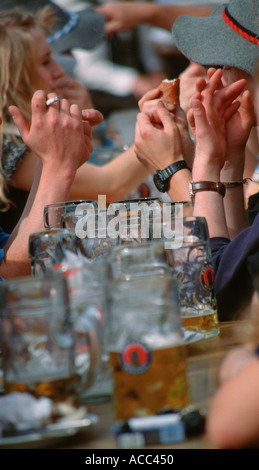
[0,6,55,210]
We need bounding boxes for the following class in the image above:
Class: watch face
[153,173,167,193]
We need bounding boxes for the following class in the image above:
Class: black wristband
[153,161,191,193]
[163,161,191,178]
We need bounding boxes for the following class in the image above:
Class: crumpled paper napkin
[0,393,52,437]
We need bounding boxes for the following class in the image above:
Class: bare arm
[188,68,253,239]
[96,2,214,35]
[69,145,149,202]
[11,143,148,203]
[220,88,254,238]
[190,70,234,238]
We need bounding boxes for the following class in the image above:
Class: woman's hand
[50,75,94,109]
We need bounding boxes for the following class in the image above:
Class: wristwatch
[153,161,190,193]
[189,180,226,201]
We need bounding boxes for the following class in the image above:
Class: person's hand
[50,75,94,109]
[224,89,254,154]
[8,91,102,172]
[190,94,229,179]
[139,88,194,165]
[189,68,252,178]
[135,100,184,173]
[179,62,207,113]
[95,2,142,36]
[138,87,175,126]
[81,108,104,127]
[188,68,251,149]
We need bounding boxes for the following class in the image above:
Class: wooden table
[56,320,246,450]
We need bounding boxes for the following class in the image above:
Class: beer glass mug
[74,210,119,262]
[48,259,111,400]
[0,273,99,405]
[43,199,98,230]
[148,201,192,242]
[29,229,82,276]
[108,197,162,244]
[106,272,190,420]
[168,216,219,338]
[106,240,174,280]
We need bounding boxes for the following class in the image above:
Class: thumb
[8,105,31,141]
[189,98,210,139]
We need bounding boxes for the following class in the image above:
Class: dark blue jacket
[211,212,259,320]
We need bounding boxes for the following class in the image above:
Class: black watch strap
[159,161,191,180]
[153,161,191,193]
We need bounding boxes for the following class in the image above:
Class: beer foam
[141,332,183,349]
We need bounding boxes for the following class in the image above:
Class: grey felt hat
[0,0,105,53]
[172,0,259,75]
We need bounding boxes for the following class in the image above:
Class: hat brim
[172,4,259,75]
[50,7,105,53]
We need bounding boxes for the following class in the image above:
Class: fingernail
[191,100,200,109]
[157,100,164,107]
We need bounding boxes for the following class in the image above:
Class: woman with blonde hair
[0,6,148,232]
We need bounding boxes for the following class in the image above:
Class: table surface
[55,320,245,450]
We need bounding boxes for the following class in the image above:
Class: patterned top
[2,135,28,181]
[0,135,29,233]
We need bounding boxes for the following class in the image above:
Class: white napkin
[0,393,52,437]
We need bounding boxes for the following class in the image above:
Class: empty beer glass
[44,199,98,230]
[0,273,99,405]
[106,240,173,280]
[48,258,112,400]
[108,197,162,244]
[29,229,81,276]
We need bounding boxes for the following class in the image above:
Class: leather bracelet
[222,178,250,188]
[189,180,226,201]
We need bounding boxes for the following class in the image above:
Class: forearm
[98,146,149,201]
[142,3,214,31]
[221,150,249,239]
[167,168,191,201]
[2,165,75,278]
[70,146,149,202]
[192,164,229,239]
[100,2,214,32]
